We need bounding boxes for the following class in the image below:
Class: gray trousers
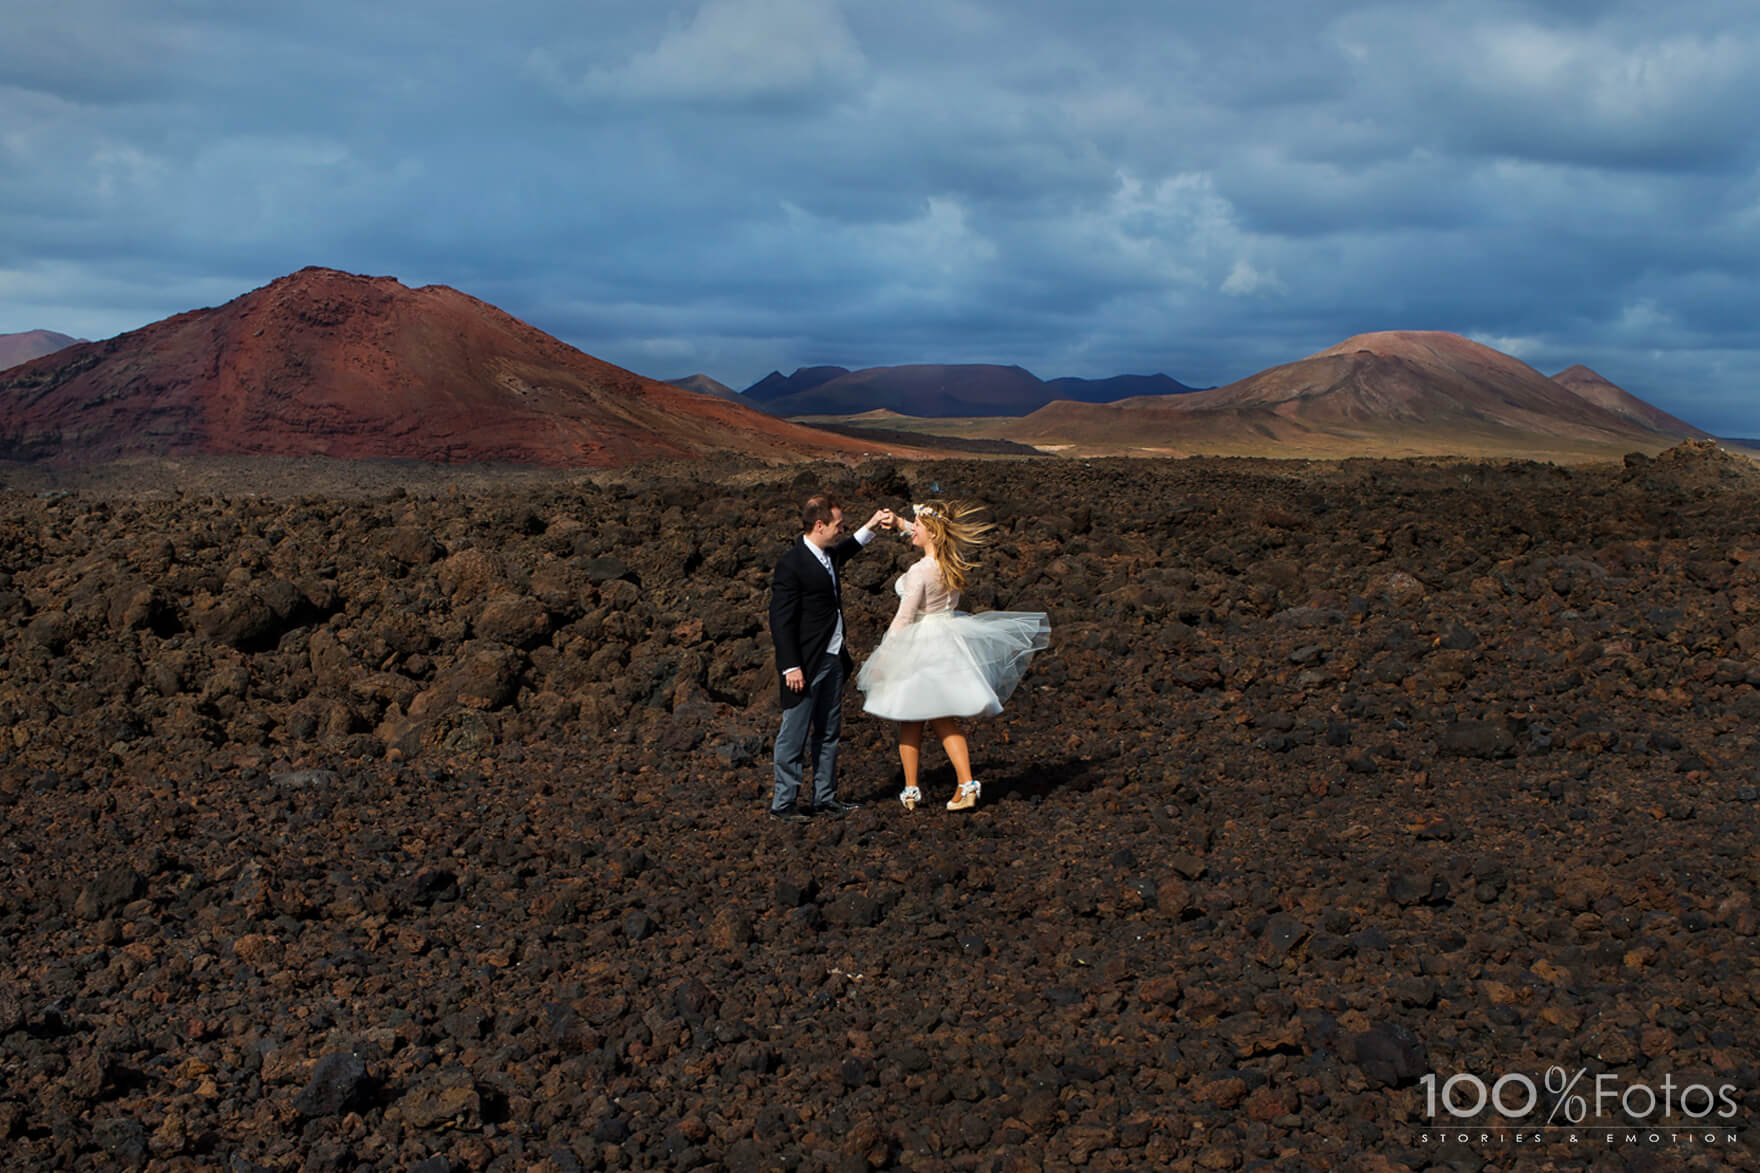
[772,653,844,811]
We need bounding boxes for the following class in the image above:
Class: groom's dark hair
[801,494,840,531]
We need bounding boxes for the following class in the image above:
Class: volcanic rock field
[2,444,1758,1171]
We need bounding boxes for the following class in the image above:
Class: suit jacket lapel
[800,537,837,590]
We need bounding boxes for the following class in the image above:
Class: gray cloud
[3,0,1759,435]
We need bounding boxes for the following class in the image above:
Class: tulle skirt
[856,610,1051,721]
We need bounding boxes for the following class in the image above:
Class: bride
[856,501,1050,811]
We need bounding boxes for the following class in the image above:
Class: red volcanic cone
[0,267,885,467]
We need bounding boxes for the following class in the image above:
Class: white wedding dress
[856,556,1050,721]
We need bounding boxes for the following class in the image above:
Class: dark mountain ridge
[742,363,1201,418]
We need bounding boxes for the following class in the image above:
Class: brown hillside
[1013,331,1696,457]
[0,329,83,372]
[0,269,905,467]
[666,373,743,402]
[1551,364,1707,438]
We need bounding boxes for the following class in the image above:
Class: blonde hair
[912,500,993,595]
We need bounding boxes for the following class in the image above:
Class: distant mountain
[666,373,744,402]
[0,330,85,371]
[764,364,1041,417]
[0,268,906,467]
[742,366,851,403]
[1550,365,1708,438]
[742,363,1198,418]
[1013,331,1700,456]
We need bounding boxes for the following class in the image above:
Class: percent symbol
[1545,1065,1590,1124]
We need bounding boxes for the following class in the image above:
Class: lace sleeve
[889,563,928,633]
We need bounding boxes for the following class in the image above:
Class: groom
[767,494,893,822]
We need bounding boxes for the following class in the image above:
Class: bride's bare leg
[898,721,923,788]
[897,722,926,810]
[934,717,980,810]
[930,717,972,783]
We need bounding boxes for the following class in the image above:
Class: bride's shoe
[899,786,922,811]
[946,779,980,811]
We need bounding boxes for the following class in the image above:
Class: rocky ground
[1,442,1758,1172]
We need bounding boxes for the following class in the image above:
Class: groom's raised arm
[835,508,890,560]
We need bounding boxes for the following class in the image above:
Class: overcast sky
[4,0,1759,433]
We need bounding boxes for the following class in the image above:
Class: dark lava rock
[411,640,522,715]
[1438,623,1479,650]
[0,453,1755,1171]
[583,556,636,585]
[823,891,884,927]
[840,1057,875,1087]
[714,735,762,768]
[474,593,550,647]
[294,1051,371,1116]
[398,867,459,906]
[195,591,281,650]
[400,1069,481,1130]
[73,866,145,921]
[1439,719,1517,759]
[93,1117,148,1165]
[1258,913,1309,964]
[272,768,339,789]
[0,983,23,1035]
[383,526,443,565]
[1387,871,1450,907]
[1345,1022,1429,1088]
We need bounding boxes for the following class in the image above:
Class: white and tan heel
[946,779,980,811]
[899,786,922,811]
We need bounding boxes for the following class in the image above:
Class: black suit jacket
[769,534,866,709]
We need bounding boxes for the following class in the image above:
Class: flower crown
[912,502,943,521]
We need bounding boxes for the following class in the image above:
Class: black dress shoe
[814,799,860,817]
[768,805,812,824]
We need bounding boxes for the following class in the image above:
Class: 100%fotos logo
[1422,1066,1740,1125]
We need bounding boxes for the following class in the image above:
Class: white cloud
[867,197,998,276]
[1055,171,1240,287]
[629,336,698,362]
[1478,24,1748,126]
[765,195,998,299]
[1221,258,1285,297]
[1616,299,1674,336]
[1345,10,1760,169]
[1471,333,1543,359]
[90,143,169,202]
[533,0,866,106]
